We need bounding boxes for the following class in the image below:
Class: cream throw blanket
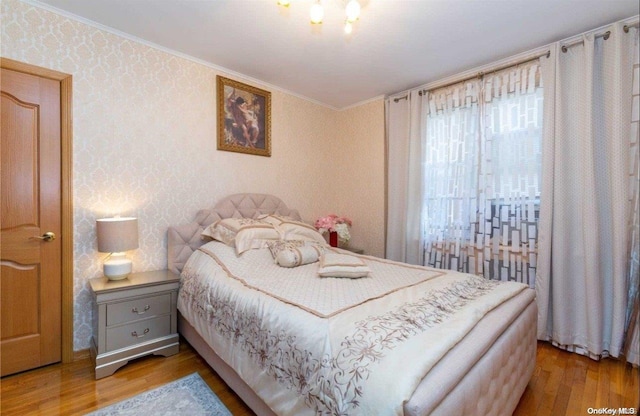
[178,241,527,415]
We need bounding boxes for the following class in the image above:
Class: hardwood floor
[0,339,253,416]
[1,339,638,415]
[514,342,639,415]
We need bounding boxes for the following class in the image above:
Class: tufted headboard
[167,193,302,274]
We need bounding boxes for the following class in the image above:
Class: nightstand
[89,270,180,379]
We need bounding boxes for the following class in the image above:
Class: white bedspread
[178,241,528,416]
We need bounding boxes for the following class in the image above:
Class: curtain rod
[391,21,638,102]
[390,51,547,101]
[418,51,549,96]
[560,22,638,53]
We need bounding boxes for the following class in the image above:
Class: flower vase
[329,231,338,247]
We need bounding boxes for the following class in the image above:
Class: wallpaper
[333,100,386,255]
[1,0,385,350]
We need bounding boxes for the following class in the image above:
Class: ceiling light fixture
[345,0,361,22]
[344,21,353,34]
[278,0,362,34]
[310,1,324,24]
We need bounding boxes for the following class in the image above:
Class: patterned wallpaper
[1,0,385,350]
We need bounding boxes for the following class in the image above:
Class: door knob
[34,232,56,242]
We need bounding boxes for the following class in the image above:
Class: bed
[168,193,537,415]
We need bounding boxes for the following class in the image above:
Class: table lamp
[96,217,138,280]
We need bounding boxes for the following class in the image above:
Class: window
[422,61,543,286]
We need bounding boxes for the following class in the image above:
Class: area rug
[86,373,232,415]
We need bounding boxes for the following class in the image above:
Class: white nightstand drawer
[106,294,171,326]
[105,315,171,351]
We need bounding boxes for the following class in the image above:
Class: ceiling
[34,0,639,109]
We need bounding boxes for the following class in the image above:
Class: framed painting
[217,75,271,157]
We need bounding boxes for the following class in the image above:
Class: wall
[332,100,386,257]
[1,0,386,350]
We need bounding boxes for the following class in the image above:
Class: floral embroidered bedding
[177,240,532,415]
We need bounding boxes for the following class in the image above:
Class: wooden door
[1,68,62,376]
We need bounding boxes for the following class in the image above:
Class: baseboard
[73,348,91,361]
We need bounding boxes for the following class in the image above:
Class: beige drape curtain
[385,91,425,265]
[536,22,638,363]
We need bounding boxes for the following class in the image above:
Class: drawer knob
[131,328,150,338]
[132,305,150,315]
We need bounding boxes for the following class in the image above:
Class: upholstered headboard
[167,193,302,274]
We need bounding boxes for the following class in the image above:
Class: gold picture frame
[217,75,271,157]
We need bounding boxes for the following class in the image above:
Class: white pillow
[266,240,324,267]
[257,214,295,226]
[201,218,281,254]
[317,252,370,278]
[258,214,326,245]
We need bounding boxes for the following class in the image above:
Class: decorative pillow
[266,239,306,258]
[201,218,281,254]
[317,252,371,278]
[258,214,327,245]
[257,214,294,226]
[265,240,324,268]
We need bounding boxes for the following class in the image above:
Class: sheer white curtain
[385,91,425,265]
[423,80,481,272]
[422,62,543,285]
[537,22,638,362]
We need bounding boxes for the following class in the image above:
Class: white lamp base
[104,253,132,280]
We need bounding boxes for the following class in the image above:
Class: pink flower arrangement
[315,214,352,241]
[314,214,352,233]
